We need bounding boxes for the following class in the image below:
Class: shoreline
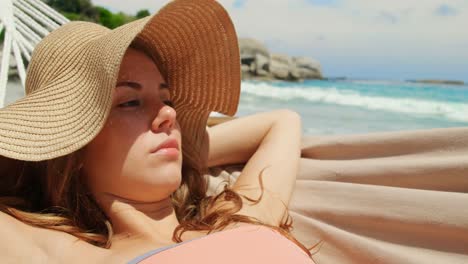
[241,76,467,86]
[406,79,465,86]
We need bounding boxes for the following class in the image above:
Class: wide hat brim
[0,0,240,167]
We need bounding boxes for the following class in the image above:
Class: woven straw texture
[0,0,241,164]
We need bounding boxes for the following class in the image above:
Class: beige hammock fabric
[205,126,468,264]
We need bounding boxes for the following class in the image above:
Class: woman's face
[81,47,183,202]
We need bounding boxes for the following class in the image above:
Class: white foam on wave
[241,82,468,123]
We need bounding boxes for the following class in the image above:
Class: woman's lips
[153,148,179,157]
[150,138,180,158]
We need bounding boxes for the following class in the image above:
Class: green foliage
[136,9,151,19]
[95,7,135,29]
[44,0,144,28]
[0,28,4,43]
[62,12,87,21]
[46,0,99,21]
[113,12,136,26]
[46,0,91,13]
[95,6,113,27]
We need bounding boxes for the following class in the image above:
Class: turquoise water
[7,79,467,136]
[234,79,468,135]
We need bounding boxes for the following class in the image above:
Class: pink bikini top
[128,224,315,264]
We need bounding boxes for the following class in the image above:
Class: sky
[92,0,468,82]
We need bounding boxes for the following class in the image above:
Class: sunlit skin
[0,53,307,262]
[0,45,306,263]
[81,47,184,245]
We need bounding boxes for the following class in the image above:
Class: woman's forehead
[118,48,160,78]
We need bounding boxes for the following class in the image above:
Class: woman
[0,0,316,263]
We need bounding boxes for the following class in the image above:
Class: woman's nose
[151,105,177,133]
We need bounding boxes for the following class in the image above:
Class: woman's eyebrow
[116,81,168,90]
[116,81,142,90]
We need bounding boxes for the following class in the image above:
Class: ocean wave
[241,82,468,123]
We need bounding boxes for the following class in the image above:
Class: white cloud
[92,0,468,81]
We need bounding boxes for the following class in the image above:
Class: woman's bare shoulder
[0,212,254,263]
[0,211,49,262]
[0,211,110,263]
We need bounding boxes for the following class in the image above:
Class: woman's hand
[207,109,302,226]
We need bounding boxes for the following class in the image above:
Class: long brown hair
[0,148,319,256]
[0,40,320,258]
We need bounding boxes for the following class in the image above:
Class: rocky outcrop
[407,79,465,86]
[238,38,270,77]
[293,56,322,79]
[239,38,323,81]
[270,54,299,80]
[3,39,324,82]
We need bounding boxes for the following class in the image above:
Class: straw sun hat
[0,0,241,168]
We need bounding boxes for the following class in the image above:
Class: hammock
[206,126,468,263]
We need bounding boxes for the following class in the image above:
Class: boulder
[238,38,324,81]
[241,64,250,74]
[292,56,323,79]
[238,38,271,77]
[252,53,270,76]
[270,54,300,81]
[239,38,269,58]
[240,64,252,79]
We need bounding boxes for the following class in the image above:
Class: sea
[229,79,468,135]
[6,78,468,136]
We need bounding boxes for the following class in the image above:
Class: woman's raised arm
[207,109,302,226]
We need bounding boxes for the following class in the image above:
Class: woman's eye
[118,100,141,108]
[163,100,175,108]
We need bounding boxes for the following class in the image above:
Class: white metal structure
[0,0,69,107]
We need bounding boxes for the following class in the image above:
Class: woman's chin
[123,180,181,202]
[141,175,182,193]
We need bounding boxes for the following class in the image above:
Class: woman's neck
[98,195,181,244]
